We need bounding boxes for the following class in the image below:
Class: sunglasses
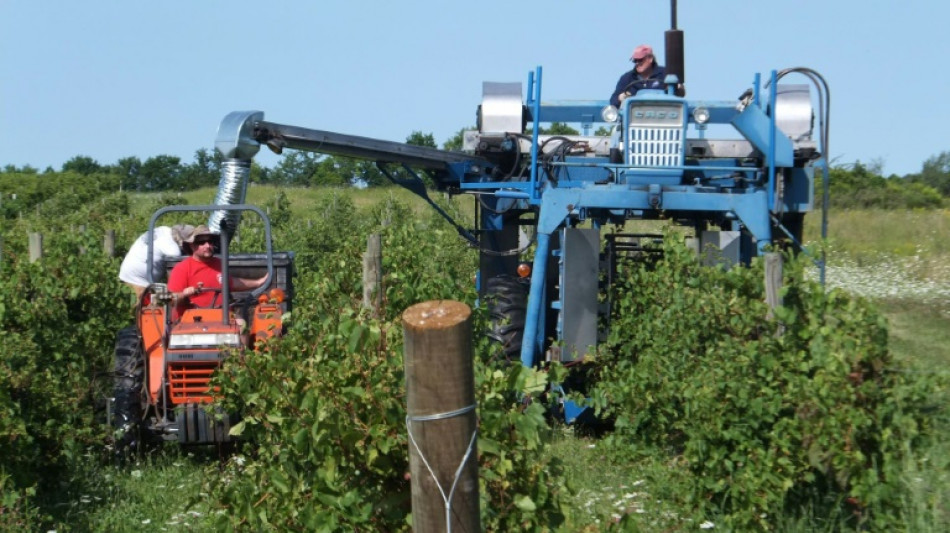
[193,237,217,246]
[632,56,651,64]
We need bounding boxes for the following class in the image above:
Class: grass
[45,448,220,532]
[881,299,950,369]
[805,209,950,260]
[548,428,702,531]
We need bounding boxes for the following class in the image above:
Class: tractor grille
[168,362,219,404]
[628,126,683,167]
[626,103,685,168]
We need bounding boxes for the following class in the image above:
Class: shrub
[588,236,939,529]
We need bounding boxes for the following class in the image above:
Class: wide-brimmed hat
[183,225,215,244]
[170,224,196,246]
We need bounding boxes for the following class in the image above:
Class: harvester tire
[484,275,530,363]
[112,326,145,455]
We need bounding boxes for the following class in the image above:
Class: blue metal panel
[537,102,606,124]
[533,187,772,244]
[563,400,587,424]
[784,167,815,211]
[731,104,794,167]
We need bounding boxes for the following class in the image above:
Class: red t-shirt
[167,257,231,317]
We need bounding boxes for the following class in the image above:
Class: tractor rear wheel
[112,326,144,455]
[484,275,530,363]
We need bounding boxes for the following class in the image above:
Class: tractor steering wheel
[195,287,253,316]
[191,286,223,309]
[620,78,656,96]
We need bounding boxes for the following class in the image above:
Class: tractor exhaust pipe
[210,111,264,237]
[665,0,685,84]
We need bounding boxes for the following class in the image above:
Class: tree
[181,148,223,189]
[61,155,102,175]
[114,156,142,191]
[525,122,581,136]
[139,155,184,191]
[823,162,944,209]
[543,122,580,135]
[405,131,436,148]
[270,151,324,186]
[907,151,950,196]
[2,164,38,174]
[442,128,469,152]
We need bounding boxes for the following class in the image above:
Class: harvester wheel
[112,326,145,455]
[484,275,530,363]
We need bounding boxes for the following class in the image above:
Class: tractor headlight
[601,105,619,123]
[168,333,242,348]
[692,106,710,124]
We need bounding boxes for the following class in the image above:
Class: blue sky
[2,1,947,177]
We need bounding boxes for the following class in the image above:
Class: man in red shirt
[167,225,268,319]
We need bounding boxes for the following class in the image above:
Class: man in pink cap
[610,44,673,107]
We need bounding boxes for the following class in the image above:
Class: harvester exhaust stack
[665,0,685,84]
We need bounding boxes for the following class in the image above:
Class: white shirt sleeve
[118,226,183,286]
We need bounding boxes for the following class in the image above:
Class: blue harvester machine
[213,5,828,421]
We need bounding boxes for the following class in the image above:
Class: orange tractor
[111,204,294,450]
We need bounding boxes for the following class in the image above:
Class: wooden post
[362,233,382,315]
[765,252,784,334]
[104,229,116,258]
[29,232,43,262]
[402,300,480,533]
[78,225,87,255]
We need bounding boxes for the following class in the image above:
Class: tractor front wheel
[112,326,145,455]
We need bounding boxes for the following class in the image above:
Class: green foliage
[588,235,941,529]
[906,150,950,196]
[405,131,437,148]
[0,171,120,220]
[822,163,945,209]
[0,473,43,532]
[0,235,129,526]
[442,128,472,151]
[471,352,570,531]
[205,199,567,530]
[62,155,103,175]
[376,199,477,319]
[0,183,945,530]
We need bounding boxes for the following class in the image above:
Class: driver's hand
[618,91,631,104]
